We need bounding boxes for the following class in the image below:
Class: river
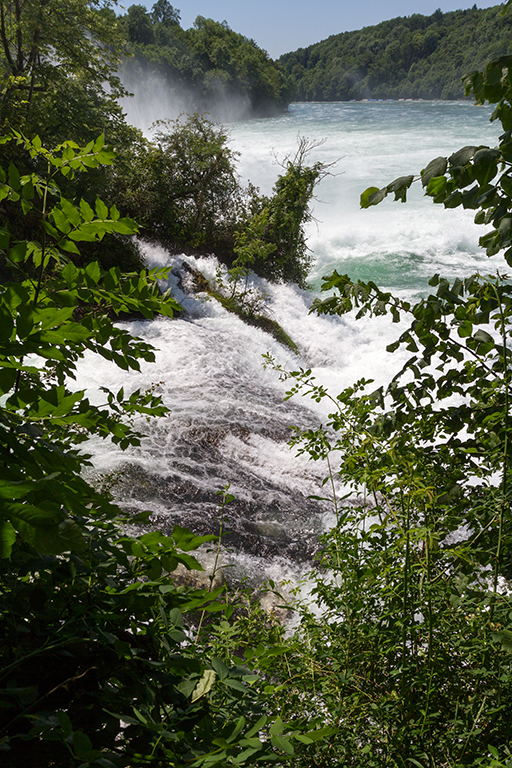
[79,100,501,588]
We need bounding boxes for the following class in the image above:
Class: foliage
[0,134,323,766]
[116,119,327,288]
[280,3,512,101]
[116,113,241,252]
[232,138,335,288]
[263,270,512,763]
[118,3,291,118]
[0,0,129,145]
[205,265,299,353]
[249,36,512,768]
[0,0,145,275]
[0,130,181,556]
[359,53,512,268]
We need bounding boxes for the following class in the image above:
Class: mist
[119,61,255,134]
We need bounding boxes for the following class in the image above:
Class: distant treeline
[279,4,512,101]
[118,1,291,116]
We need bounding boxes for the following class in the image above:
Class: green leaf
[79,198,95,222]
[269,717,284,736]
[169,607,184,627]
[191,670,216,702]
[15,517,85,555]
[0,304,14,342]
[59,238,80,254]
[406,759,426,768]
[300,725,336,742]
[426,175,447,197]
[112,218,138,235]
[176,552,202,570]
[0,521,16,557]
[270,734,294,755]
[60,197,82,228]
[211,657,229,680]
[421,156,447,187]
[232,747,261,763]
[72,731,95,760]
[449,146,477,166]
[386,174,414,202]
[473,148,500,185]
[360,186,386,208]
[132,707,148,725]
[457,320,473,338]
[223,678,247,693]
[8,162,20,190]
[52,208,72,234]
[56,710,72,736]
[0,366,16,393]
[94,134,106,152]
[0,226,9,249]
[443,190,463,208]
[9,242,27,263]
[172,524,217,551]
[95,197,109,220]
[16,305,34,338]
[245,715,268,739]
[85,261,101,285]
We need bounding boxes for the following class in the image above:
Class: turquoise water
[229,100,499,294]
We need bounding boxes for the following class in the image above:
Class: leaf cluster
[117,119,327,288]
[0,0,131,145]
[360,54,512,271]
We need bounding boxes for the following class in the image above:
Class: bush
[251,44,512,767]
[0,132,322,767]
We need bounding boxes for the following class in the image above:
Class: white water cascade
[80,101,501,587]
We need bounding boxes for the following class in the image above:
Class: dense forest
[2,0,512,765]
[280,3,512,100]
[117,2,291,118]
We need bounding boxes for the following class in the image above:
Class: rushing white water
[81,101,501,586]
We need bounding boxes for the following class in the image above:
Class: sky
[133,0,501,58]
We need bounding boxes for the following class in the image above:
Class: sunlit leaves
[360,185,385,208]
[360,175,414,208]
[0,134,182,558]
[356,53,512,261]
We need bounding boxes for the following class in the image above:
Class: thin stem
[13,163,48,398]
[400,484,411,745]
[490,278,510,620]
[195,487,228,642]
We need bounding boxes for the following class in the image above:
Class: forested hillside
[118,2,291,117]
[280,4,512,100]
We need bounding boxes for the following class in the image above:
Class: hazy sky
[134,1,501,58]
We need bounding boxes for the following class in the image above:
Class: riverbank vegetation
[0,0,321,290]
[2,0,512,765]
[280,3,512,101]
[118,1,291,118]
[256,21,512,765]
[0,134,328,765]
